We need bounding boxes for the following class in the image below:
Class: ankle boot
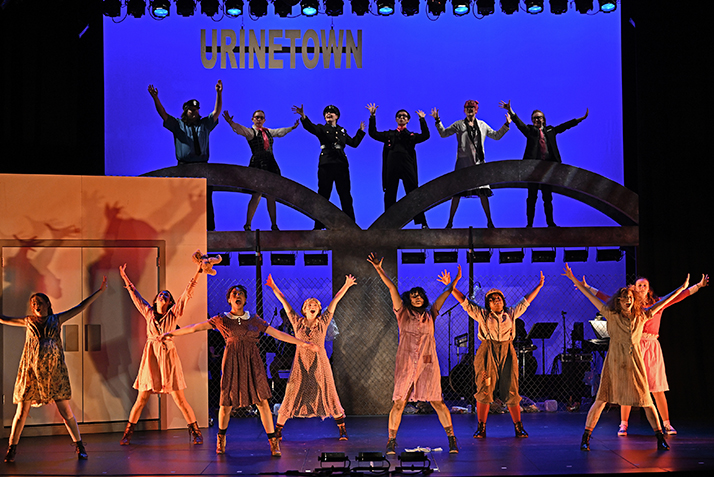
[269,436,281,457]
[187,422,203,445]
[75,440,88,460]
[4,445,17,463]
[275,424,284,441]
[514,421,529,438]
[120,422,135,446]
[216,433,226,454]
[473,422,486,438]
[338,423,348,441]
[655,430,670,451]
[580,431,591,451]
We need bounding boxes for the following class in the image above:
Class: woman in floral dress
[265,273,355,440]
[1,276,107,463]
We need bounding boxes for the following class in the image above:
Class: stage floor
[2,410,712,476]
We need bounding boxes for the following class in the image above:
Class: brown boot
[216,434,226,454]
[4,445,17,463]
[269,436,281,457]
[120,422,135,446]
[188,422,203,445]
[338,423,348,441]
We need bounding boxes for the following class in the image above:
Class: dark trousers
[526,184,555,227]
[384,156,427,226]
[315,163,355,229]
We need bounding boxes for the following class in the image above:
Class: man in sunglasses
[499,100,588,227]
[366,103,430,228]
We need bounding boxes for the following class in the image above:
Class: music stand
[527,322,558,374]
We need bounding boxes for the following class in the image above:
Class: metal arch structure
[141,163,360,231]
[370,160,638,230]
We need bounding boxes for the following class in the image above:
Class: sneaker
[386,438,397,455]
[663,424,677,435]
[617,424,628,436]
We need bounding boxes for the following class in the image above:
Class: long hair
[605,285,645,317]
[29,293,54,316]
[152,290,176,313]
[636,277,659,307]
[400,287,430,314]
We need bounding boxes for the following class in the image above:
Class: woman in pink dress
[367,253,459,455]
[1,276,107,463]
[564,264,689,451]
[164,284,318,457]
[265,273,355,441]
[118,263,204,446]
[585,273,708,436]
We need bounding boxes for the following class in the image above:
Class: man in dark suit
[366,103,430,228]
[499,100,588,227]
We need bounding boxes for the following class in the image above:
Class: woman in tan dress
[1,277,107,463]
[164,284,318,457]
[368,253,459,455]
[265,273,355,441]
[118,263,204,446]
[564,264,689,451]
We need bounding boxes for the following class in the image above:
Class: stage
[2,411,712,476]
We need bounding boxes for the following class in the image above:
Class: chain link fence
[206,268,633,418]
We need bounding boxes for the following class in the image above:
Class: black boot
[655,430,670,451]
[544,202,557,227]
[386,438,397,455]
[526,197,536,227]
[4,445,17,463]
[75,440,88,460]
[514,421,529,438]
[473,422,486,439]
[580,431,591,451]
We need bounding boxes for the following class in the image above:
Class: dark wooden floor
[2,410,712,476]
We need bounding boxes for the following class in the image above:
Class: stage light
[500,0,519,14]
[150,0,171,17]
[596,248,623,262]
[238,253,258,266]
[249,0,268,16]
[564,249,589,262]
[434,251,458,263]
[549,0,567,14]
[103,0,122,17]
[300,0,319,15]
[200,0,220,15]
[499,250,525,264]
[599,0,616,12]
[274,0,294,16]
[401,0,419,15]
[427,0,446,15]
[176,0,196,16]
[127,0,147,17]
[402,252,426,264]
[525,0,542,13]
[325,0,344,15]
[271,253,296,266]
[317,452,350,471]
[377,0,395,15]
[355,452,389,472]
[225,0,244,16]
[395,451,431,473]
[351,0,369,15]
[574,0,593,13]
[304,253,329,266]
[531,248,556,263]
[213,253,231,266]
[453,0,470,16]
[476,0,494,15]
[467,250,492,263]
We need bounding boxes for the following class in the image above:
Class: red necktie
[538,129,547,158]
[257,127,270,151]
[396,126,406,133]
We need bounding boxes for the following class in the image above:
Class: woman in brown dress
[164,284,318,457]
[265,273,355,441]
[1,277,107,463]
[564,264,689,451]
[368,253,459,455]
[118,263,205,446]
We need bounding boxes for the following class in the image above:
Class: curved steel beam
[369,160,638,230]
[141,163,360,231]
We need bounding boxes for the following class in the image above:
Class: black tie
[191,126,202,156]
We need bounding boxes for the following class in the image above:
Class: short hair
[531,110,546,123]
[395,109,411,120]
[301,298,323,317]
[252,110,265,118]
[484,289,506,312]
[226,285,248,302]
